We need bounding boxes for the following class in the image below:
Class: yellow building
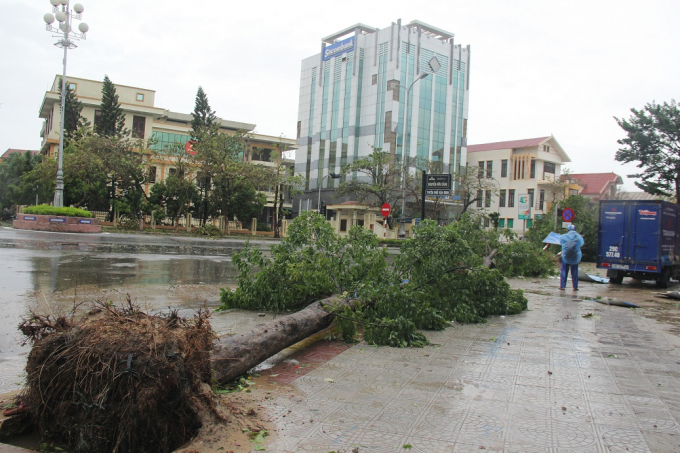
[38,75,298,227]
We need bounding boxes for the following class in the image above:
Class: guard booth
[326,201,403,239]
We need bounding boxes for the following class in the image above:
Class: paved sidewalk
[263,290,680,452]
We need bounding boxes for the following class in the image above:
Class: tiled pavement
[262,292,680,452]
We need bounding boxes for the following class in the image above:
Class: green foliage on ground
[22,204,93,218]
[220,212,533,347]
[194,224,224,237]
[495,240,557,277]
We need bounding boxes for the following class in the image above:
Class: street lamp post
[43,0,89,208]
[318,172,341,214]
[398,72,429,238]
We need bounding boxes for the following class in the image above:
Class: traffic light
[320,201,327,218]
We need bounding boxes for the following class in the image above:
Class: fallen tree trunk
[211,250,500,385]
[211,297,342,384]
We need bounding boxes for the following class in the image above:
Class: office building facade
[295,20,471,208]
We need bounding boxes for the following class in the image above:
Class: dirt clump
[16,298,219,453]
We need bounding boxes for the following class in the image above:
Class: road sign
[518,194,531,220]
[381,203,391,217]
[425,174,451,196]
[562,207,575,222]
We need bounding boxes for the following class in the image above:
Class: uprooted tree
[212,211,556,383]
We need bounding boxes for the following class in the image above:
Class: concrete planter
[13,214,101,233]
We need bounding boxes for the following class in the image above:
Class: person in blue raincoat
[560,224,585,291]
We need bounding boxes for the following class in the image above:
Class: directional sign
[562,207,575,222]
[425,174,451,196]
[381,203,391,217]
[518,194,531,220]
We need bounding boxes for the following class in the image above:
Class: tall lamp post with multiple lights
[43,0,89,207]
[397,72,429,238]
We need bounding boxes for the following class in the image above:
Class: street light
[318,172,341,214]
[43,0,89,208]
[398,72,429,238]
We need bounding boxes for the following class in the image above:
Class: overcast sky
[2,0,678,190]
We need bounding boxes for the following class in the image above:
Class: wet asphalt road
[0,226,276,393]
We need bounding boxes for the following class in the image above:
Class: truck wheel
[607,270,624,284]
[656,269,670,289]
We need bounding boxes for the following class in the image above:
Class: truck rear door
[599,201,627,265]
[630,203,661,264]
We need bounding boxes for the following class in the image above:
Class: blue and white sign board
[323,36,355,61]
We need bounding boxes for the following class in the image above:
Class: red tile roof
[569,173,622,196]
[1,149,39,160]
[467,137,550,153]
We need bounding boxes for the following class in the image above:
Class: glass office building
[295,20,471,199]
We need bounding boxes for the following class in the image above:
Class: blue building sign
[323,36,355,61]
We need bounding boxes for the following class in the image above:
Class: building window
[136,93,144,102]
[132,116,146,139]
[251,147,272,162]
[486,161,493,179]
[484,190,491,208]
[148,166,157,184]
[498,218,505,228]
[544,162,555,174]
[569,188,579,196]
[68,82,77,91]
[94,110,102,130]
[530,160,536,178]
[501,159,508,178]
[499,189,506,208]
[528,188,535,207]
[483,217,490,228]
[476,190,483,208]
[507,218,514,228]
[508,189,515,208]
[340,219,348,232]
[478,161,484,173]
[539,189,545,211]
[543,145,550,152]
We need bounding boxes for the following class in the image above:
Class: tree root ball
[19,302,217,453]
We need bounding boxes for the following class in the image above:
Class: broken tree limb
[210,249,500,385]
[211,297,344,384]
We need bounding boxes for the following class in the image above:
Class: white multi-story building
[295,20,471,211]
[467,136,572,234]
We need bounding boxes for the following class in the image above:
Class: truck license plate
[612,264,629,269]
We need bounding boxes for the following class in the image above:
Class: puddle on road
[0,245,247,394]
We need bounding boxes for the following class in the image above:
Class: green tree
[268,140,305,238]
[147,146,199,227]
[337,148,403,209]
[96,75,127,137]
[191,86,217,140]
[0,151,44,209]
[615,99,680,201]
[193,125,267,227]
[453,164,499,214]
[59,79,90,143]
[221,214,529,346]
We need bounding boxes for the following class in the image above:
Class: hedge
[22,205,94,218]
